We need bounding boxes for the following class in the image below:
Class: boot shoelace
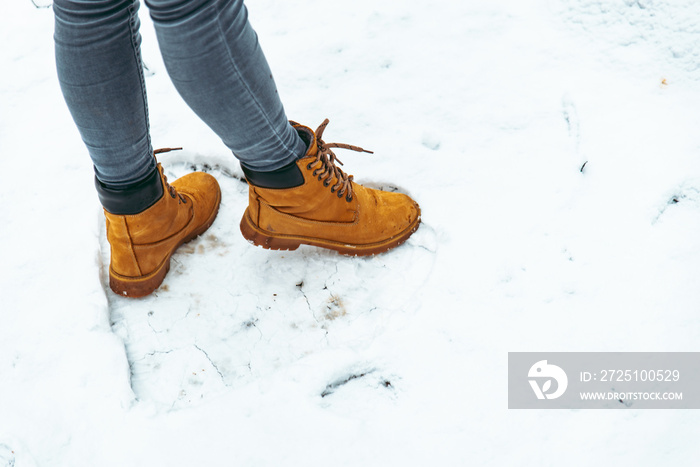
[307,119,373,203]
[154,147,187,204]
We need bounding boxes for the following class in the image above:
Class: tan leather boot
[104,163,221,297]
[240,119,421,255]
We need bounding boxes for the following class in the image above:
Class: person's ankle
[241,125,316,189]
[241,159,305,189]
[95,168,164,214]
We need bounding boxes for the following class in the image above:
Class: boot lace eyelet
[304,119,374,211]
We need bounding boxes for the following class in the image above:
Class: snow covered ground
[2,0,700,465]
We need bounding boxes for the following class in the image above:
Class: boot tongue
[305,139,318,157]
[291,122,318,158]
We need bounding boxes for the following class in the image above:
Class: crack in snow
[194,344,226,384]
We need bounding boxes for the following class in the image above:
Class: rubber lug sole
[239,206,421,256]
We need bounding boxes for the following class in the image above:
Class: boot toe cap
[389,193,421,236]
[357,188,420,240]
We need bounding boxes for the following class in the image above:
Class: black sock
[241,159,304,189]
[95,167,164,214]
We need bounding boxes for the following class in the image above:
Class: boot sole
[240,206,421,256]
[109,189,222,298]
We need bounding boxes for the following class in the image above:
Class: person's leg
[145,0,307,172]
[143,0,420,254]
[54,0,221,297]
[54,0,155,190]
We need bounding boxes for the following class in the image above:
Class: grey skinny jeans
[54,0,306,188]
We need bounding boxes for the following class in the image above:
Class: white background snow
[2,0,700,465]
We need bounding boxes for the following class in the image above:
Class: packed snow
[2,0,700,465]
